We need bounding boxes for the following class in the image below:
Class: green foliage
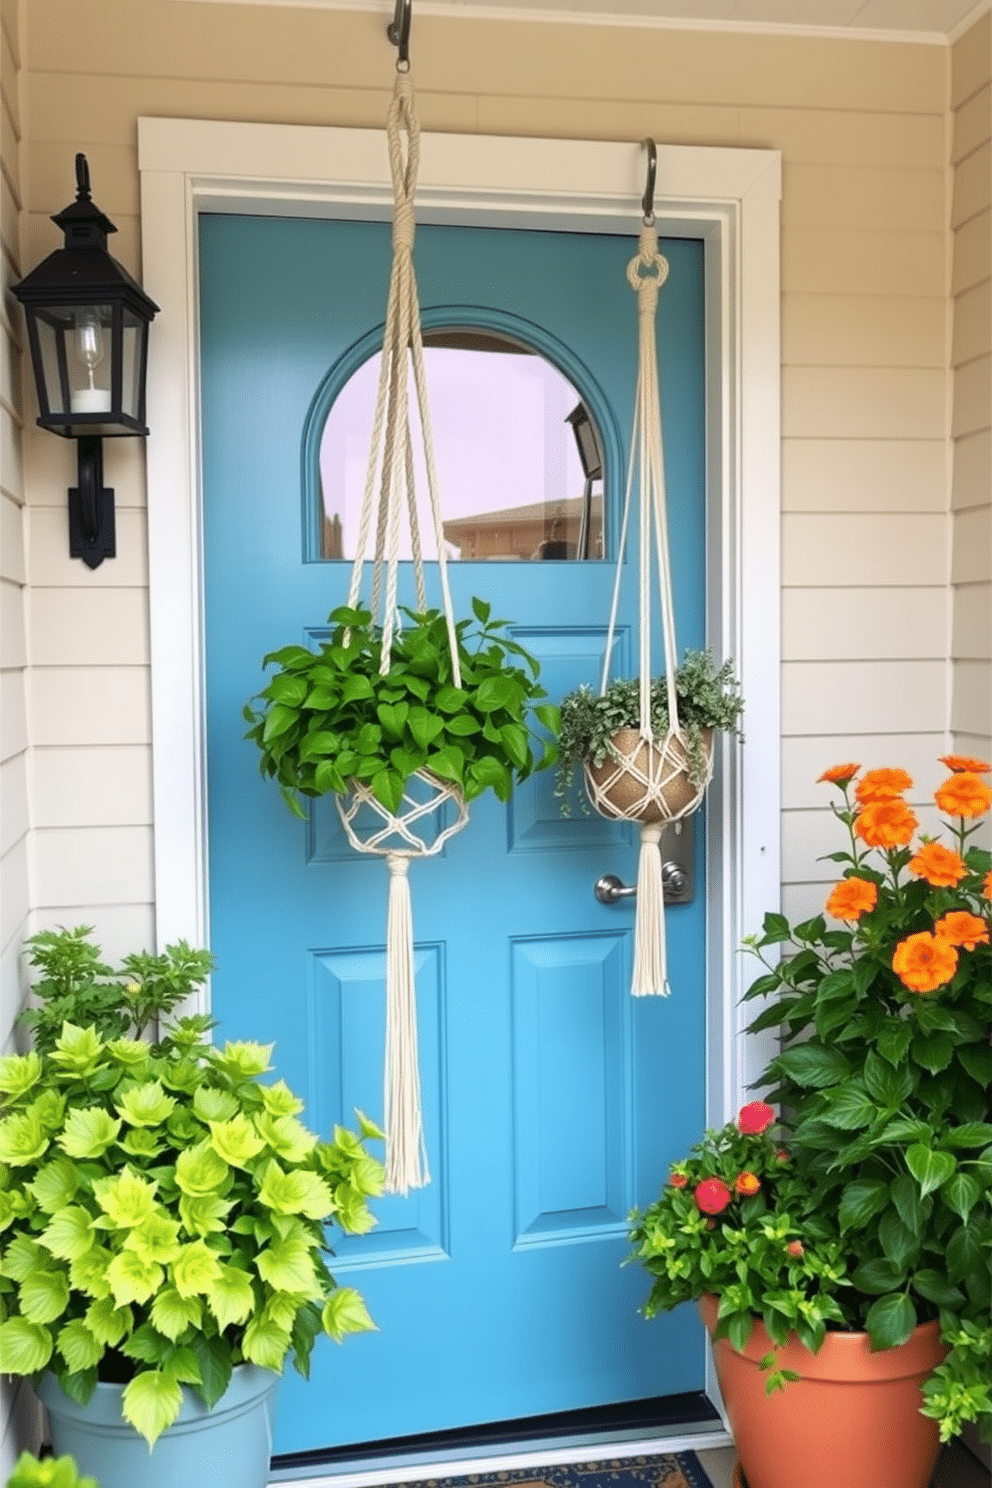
[554,653,743,814]
[6,1454,98,1488]
[630,760,992,1443]
[243,599,559,818]
[19,929,214,1052]
[0,1020,383,1447]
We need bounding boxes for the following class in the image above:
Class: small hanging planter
[554,146,742,997]
[245,61,557,1196]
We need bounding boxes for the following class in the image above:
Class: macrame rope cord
[591,219,711,996]
[338,69,471,1193]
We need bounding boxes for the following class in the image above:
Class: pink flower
[668,1172,688,1189]
[738,1101,775,1135]
[694,1178,732,1215]
[785,1240,804,1259]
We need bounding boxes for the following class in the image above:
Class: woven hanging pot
[585,727,713,824]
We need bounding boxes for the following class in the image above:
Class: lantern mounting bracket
[69,436,116,569]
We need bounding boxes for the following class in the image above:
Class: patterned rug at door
[383,1454,714,1488]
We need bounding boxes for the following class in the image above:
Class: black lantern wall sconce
[12,154,159,569]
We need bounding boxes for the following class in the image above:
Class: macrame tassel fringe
[631,823,670,997]
[383,853,430,1194]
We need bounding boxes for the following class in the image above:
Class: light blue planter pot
[37,1366,280,1488]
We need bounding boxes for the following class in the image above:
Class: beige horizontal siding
[33,824,154,906]
[782,588,947,661]
[950,14,991,766]
[782,438,946,512]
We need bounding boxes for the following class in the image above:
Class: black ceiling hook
[641,138,657,226]
[388,0,411,69]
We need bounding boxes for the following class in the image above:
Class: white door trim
[138,110,781,1171]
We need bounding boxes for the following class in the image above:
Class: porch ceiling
[197,0,988,42]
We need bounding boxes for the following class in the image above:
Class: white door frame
[138,114,781,1441]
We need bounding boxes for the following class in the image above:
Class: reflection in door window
[318,329,604,561]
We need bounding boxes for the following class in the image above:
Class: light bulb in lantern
[71,310,111,413]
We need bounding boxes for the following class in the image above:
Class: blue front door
[199,213,707,1456]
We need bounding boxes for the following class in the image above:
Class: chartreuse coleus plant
[630,758,992,1444]
[6,1455,98,1488]
[244,599,559,819]
[0,1020,384,1447]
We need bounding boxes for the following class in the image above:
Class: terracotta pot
[699,1293,945,1488]
[584,727,713,823]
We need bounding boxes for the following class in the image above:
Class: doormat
[381,1454,714,1488]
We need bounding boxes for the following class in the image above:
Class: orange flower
[817,762,860,786]
[854,768,913,805]
[935,773,992,819]
[854,800,918,849]
[785,1240,805,1259]
[984,871,992,901]
[939,754,992,774]
[735,1172,761,1197]
[908,842,967,888]
[825,877,878,921]
[892,932,958,994]
[934,912,989,951]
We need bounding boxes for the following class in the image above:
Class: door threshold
[269,1412,732,1486]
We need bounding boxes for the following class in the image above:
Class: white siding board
[782,659,946,735]
[1,491,23,584]
[0,404,22,499]
[28,588,149,667]
[952,279,992,367]
[952,353,992,438]
[28,903,157,963]
[782,731,946,810]
[783,800,943,885]
[782,587,947,661]
[33,824,153,906]
[951,659,992,736]
[782,439,946,513]
[32,745,152,827]
[0,668,26,763]
[0,749,27,855]
[29,666,151,746]
[783,514,948,588]
[952,582,992,656]
[1,576,24,668]
[28,506,148,587]
[952,506,992,583]
[0,832,29,945]
[782,294,944,370]
[784,367,947,441]
[952,428,992,509]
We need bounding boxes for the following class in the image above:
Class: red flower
[785,1240,805,1259]
[667,1171,688,1189]
[694,1178,732,1215]
[775,1149,790,1163]
[738,1100,775,1135]
[735,1172,761,1196]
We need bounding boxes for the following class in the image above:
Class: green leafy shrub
[20,929,214,1053]
[554,652,742,814]
[0,1020,383,1447]
[244,599,559,819]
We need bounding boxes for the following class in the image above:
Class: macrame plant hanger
[338,1,467,1194]
[587,140,713,998]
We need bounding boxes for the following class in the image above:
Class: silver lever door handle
[595,866,689,905]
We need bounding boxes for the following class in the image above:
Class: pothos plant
[554,651,743,814]
[244,598,559,818]
[630,757,992,1444]
[0,1019,384,1447]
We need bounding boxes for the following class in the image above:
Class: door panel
[199,213,707,1455]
